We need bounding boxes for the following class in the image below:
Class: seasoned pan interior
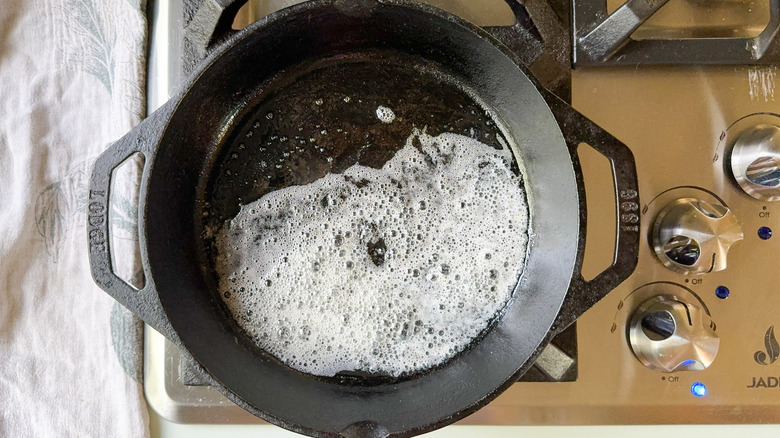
[200,52,527,382]
[205,54,515,224]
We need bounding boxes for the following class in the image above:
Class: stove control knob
[628,295,719,372]
[652,198,743,275]
[731,124,780,201]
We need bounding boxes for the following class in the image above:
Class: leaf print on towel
[58,0,148,120]
[35,162,90,260]
[110,301,144,382]
[108,152,143,240]
[34,158,141,262]
[35,184,66,259]
[62,0,117,94]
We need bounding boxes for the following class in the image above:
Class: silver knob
[731,124,780,201]
[628,295,719,372]
[652,198,743,275]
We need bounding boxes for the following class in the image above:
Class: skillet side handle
[87,104,177,341]
[541,90,641,334]
[183,0,248,74]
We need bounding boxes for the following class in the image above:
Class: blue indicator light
[759,227,773,240]
[681,360,696,366]
[715,286,730,300]
[691,382,707,397]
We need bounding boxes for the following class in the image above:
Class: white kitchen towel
[0,0,149,436]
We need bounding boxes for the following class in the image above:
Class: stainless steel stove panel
[144,0,780,427]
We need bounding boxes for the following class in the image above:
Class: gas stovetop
[144,0,780,426]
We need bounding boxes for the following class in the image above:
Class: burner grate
[572,0,780,66]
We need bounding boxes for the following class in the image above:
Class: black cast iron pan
[87,0,640,436]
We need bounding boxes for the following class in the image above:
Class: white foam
[215,130,529,377]
[376,106,396,124]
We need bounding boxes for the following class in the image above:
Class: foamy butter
[376,106,396,124]
[215,130,529,377]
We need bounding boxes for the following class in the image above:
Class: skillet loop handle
[183,0,249,74]
[88,105,176,340]
[542,91,641,334]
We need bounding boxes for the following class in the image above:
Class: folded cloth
[0,0,149,436]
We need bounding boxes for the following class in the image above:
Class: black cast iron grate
[573,0,780,66]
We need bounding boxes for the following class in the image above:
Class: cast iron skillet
[87,0,640,436]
